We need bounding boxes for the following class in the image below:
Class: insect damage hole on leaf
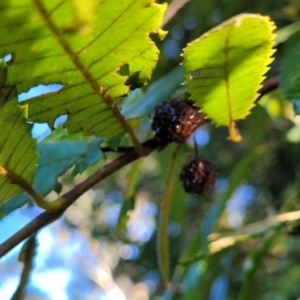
[117,64,130,77]
[117,63,144,91]
[18,84,63,102]
[0,53,13,64]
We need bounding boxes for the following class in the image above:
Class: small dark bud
[179,157,216,195]
[152,99,205,144]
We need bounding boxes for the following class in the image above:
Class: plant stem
[0,139,159,258]
[100,146,133,153]
[179,208,300,265]
[0,77,280,258]
[32,0,144,156]
[11,235,37,300]
[0,167,60,211]
[257,77,278,101]
[158,143,183,282]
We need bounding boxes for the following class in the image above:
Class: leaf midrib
[224,24,234,126]
[32,0,103,97]
[32,0,141,150]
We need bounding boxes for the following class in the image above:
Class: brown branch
[0,77,279,258]
[32,0,143,155]
[257,77,279,101]
[0,139,159,258]
[162,0,191,27]
[100,146,133,153]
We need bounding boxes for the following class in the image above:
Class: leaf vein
[1,113,26,166]
[47,0,66,17]
[76,0,136,55]
[224,26,234,126]
[91,117,122,135]
[5,131,34,169]
[88,10,157,70]
[95,45,153,82]
[0,35,52,48]
[12,54,66,65]
[72,103,109,116]
[0,178,19,205]
[28,91,95,115]
[32,0,138,147]
[83,113,116,132]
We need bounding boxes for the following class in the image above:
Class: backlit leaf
[182,14,276,141]
[122,66,185,118]
[0,0,167,139]
[0,66,38,205]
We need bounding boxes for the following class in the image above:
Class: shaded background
[2,0,300,299]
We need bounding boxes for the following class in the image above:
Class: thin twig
[0,139,159,258]
[0,167,58,211]
[179,208,300,265]
[100,146,133,153]
[162,0,191,27]
[11,235,37,300]
[0,77,279,258]
[32,0,144,156]
[257,77,279,102]
[158,143,183,283]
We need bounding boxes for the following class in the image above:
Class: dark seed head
[152,99,205,144]
[179,157,216,195]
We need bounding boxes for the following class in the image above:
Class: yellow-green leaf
[0,0,167,139]
[0,66,38,206]
[182,14,276,141]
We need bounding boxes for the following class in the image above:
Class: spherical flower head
[152,99,205,144]
[179,157,216,195]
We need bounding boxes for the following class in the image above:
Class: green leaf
[0,194,28,219]
[122,66,185,118]
[36,138,103,190]
[280,41,300,114]
[275,20,300,45]
[0,0,167,139]
[0,137,103,218]
[70,137,103,176]
[0,66,38,206]
[182,14,276,141]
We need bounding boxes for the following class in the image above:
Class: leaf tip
[157,28,168,40]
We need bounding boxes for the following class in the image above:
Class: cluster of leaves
[0,1,275,214]
[1,0,300,299]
